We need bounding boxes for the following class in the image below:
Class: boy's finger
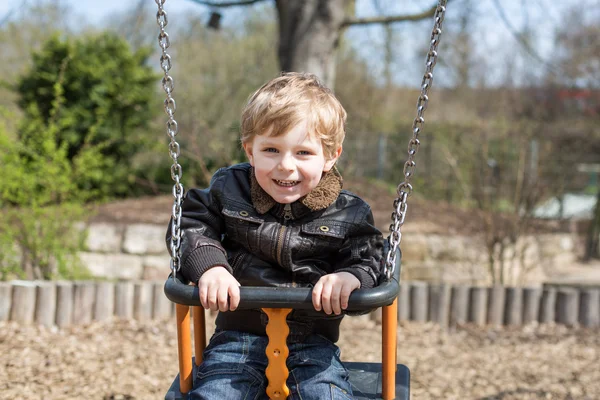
[340,285,353,310]
[207,285,219,312]
[229,285,240,311]
[217,285,229,312]
[321,284,333,315]
[198,284,208,309]
[331,285,342,315]
[312,281,323,311]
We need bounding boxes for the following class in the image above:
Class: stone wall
[400,233,578,285]
[80,223,172,281]
[80,222,578,285]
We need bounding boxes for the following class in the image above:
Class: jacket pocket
[222,208,264,250]
[300,221,347,254]
[301,221,346,239]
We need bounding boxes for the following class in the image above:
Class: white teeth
[275,180,298,187]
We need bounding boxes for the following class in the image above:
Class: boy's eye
[297,150,312,155]
[263,147,278,153]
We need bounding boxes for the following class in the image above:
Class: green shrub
[16,32,157,199]
[0,82,95,280]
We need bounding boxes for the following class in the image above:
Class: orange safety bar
[382,299,398,399]
[175,303,193,394]
[262,308,293,399]
[192,306,206,365]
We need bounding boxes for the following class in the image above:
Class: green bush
[16,32,157,199]
[0,83,94,280]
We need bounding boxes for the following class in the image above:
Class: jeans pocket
[195,360,244,379]
[330,384,353,400]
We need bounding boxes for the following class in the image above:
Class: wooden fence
[1,280,599,328]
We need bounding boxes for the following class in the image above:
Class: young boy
[168,72,384,399]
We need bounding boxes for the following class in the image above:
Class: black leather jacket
[166,163,384,342]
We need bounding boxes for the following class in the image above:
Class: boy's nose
[278,154,295,171]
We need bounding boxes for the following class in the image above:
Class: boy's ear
[323,146,343,172]
[243,142,254,166]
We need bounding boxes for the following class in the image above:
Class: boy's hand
[198,266,241,312]
[312,272,360,315]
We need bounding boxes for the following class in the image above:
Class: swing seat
[164,251,408,400]
[165,361,410,399]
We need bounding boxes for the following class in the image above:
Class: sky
[1,0,597,86]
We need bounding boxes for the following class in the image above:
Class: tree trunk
[585,189,600,260]
[275,0,346,88]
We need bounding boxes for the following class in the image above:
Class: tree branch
[185,0,270,7]
[341,4,438,28]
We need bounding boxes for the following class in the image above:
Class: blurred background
[1,0,599,285]
[1,1,600,399]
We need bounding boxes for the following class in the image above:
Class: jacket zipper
[275,204,292,265]
[230,251,247,272]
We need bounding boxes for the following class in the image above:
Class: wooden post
[382,299,398,400]
[35,282,57,327]
[539,287,556,324]
[115,281,135,319]
[0,282,11,321]
[134,281,154,321]
[469,287,488,326]
[504,287,523,326]
[487,286,505,326]
[410,281,428,322]
[578,289,599,328]
[450,286,469,326]
[73,282,96,325]
[94,282,115,322]
[55,281,74,328]
[10,281,36,324]
[153,281,172,319]
[397,281,410,322]
[428,283,451,328]
[176,304,193,394]
[192,306,207,365]
[556,289,579,327]
[522,287,542,325]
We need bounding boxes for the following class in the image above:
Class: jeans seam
[330,383,351,400]
[241,332,249,365]
[290,369,303,400]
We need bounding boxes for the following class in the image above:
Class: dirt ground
[1,316,598,400]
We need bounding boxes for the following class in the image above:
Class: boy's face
[243,121,342,204]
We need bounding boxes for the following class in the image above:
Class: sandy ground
[1,315,598,400]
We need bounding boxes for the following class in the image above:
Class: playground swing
[155,1,448,399]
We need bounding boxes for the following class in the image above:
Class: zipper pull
[283,203,293,221]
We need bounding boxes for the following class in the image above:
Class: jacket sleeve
[334,205,385,289]
[166,168,232,284]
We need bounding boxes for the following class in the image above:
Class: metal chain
[384,0,447,280]
[156,0,184,276]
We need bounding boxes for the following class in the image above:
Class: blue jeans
[188,330,353,400]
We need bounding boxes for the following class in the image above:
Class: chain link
[156,0,184,277]
[385,0,447,280]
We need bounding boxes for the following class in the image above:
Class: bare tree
[551,9,600,259]
[185,0,439,87]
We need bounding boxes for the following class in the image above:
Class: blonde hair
[240,72,346,158]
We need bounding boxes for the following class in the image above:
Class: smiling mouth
[274,179,299,187]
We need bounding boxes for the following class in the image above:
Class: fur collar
[250,166,343,217]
